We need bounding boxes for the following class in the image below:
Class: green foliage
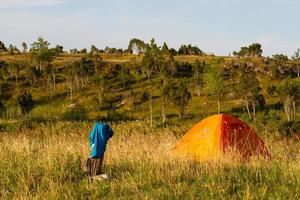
[90,45,98,55]
[239,65,261,100]
[105,110,128,121]
[30,37,54,70]
[233,43,262,57]
[169,80,192,119]
[0,39,299,136]
[161,42,169,55]
[63,105,87,121]
[80,48,87,54]
[0,101,4,117]
[128,38,146,54]
[0,41,7,51]
[279,120,300,137]
[277,78,300,121]
[267,85,277,97]
[52,45,64,54]
[204,63,224,102]
[252,110,300,138]
[272,54,289,62]
[277,78,300,98]
[18,92,35,115]
[141,38,165,79]
[173,62,193,77]
[0,60,9,94]
[140,91,150,102]
[193,59,205,96]
[255,94,266,111]
[178,44,204,55]
[21,42,27,53]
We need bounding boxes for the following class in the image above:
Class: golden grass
[0,121,299,199]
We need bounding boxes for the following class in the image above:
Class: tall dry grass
[0,121,299,199]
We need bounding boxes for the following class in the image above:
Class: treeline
[0,37,204,56]
[0,37,299,129]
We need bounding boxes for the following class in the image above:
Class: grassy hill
[0,52,299,199]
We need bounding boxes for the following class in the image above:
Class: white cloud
[0,0,65,7]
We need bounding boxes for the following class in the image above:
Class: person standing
[87,122,113,178]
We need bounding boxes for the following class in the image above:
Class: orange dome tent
[174,114,270,160]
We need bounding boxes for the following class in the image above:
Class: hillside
[0,43,300,199]
[0,50,299,134]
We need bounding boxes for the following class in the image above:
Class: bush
[267,85,277,97]
[279,121,300,137]
[18,92,35,115]
[0,101,4,117]
[105,111,128,121]
[63,105,87,121]
[140,91,150,103]
[173,62,193,77]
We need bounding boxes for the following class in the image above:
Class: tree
[233,43,263,57]
[90,45,98,56]
[9,44,15,55]
[0,60,9,95]
[204,63,224,114]
[0,41,6,51]
[292,48,300,77]
[30,37,53,71]
[65,57,95,99]
[93,53,103,73]
[193,59,205,96]
[129,89,138,109]
[161,42,169,55]
[141,38,165,126]
[170,80,192,119]
[22,42,27,53]
[272,54,289,62]
[237,65,261,120]
[178,44,204,55]
[24,66,41,86]
[70,48,79,54]
[0,101,4,117]
[119,64,129,89]
[159,60,171,124]
[128,38,146,55]
[277,78,300,121]
[169,48,177,56]
[80,48,87,54]
[8,62,21,93]
[45,65,57,99]
[53,45,64,54]
[160,79,172,124]
[97,75,106,105]
[18,91,35,115]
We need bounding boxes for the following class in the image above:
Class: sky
[0,0,299,56]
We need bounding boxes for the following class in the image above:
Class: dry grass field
[0,121,299,199]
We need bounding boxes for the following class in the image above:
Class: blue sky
[0,0,299,56]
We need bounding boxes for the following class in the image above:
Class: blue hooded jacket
[89,122,113,158]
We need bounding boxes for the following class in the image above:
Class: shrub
[140,91,150,103]
[173,62,193,77]
[0,101,4,117]
[18,92,35,115]
[63,105,87,121]
[267,85,277,97]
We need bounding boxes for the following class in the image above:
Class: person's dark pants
[87,156,104,177]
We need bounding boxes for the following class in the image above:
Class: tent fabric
[174,114,270,160]
[89,122,113,158]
